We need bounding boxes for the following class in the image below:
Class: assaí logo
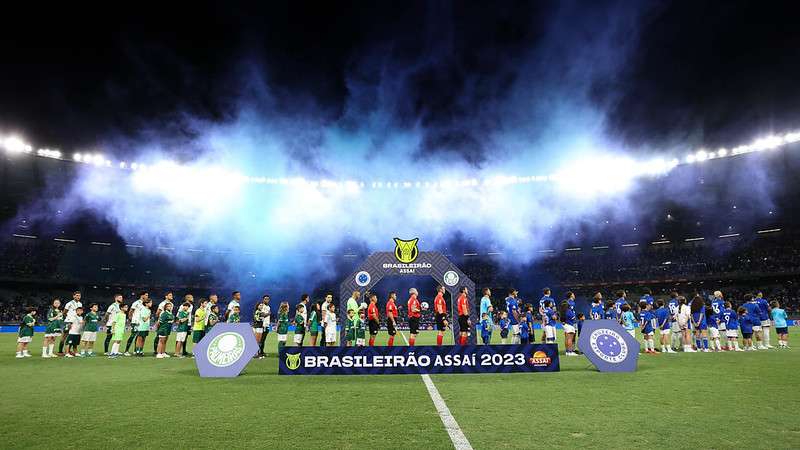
[529,350,552,366]
[285,352,301,370]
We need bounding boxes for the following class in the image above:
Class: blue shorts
[776,327,788,335]
[694,323,707,331]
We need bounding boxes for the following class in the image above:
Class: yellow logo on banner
[394,237,419,263]
[285,352,301,370]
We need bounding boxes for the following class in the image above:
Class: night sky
[2,1,799,160]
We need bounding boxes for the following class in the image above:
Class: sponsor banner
[279,344,560,375]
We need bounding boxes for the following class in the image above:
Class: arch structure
[339,251,477,344]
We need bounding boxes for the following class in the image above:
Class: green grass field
[2,330,799,449]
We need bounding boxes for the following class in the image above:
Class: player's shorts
[192,330,205,343]
[252,327,264,334]
[309,329,318,337]
[776,327,789,335]
[644,331,654,337]
[277,334,288,342]
[742,332,753,339]
[500,329,509,338]
[457,315,469,333]
[81,331,97,341]
[528,335,536,344]
[544,325,556,340]
[718,322,727,331]
[67,334,81,345]
[325,329,337,344]
[752,325,762,332]
[563,324,576,334]
[761,320,771,327]
[694,323,707,331]
[368,319,379,336]
[409,317,421,334]
[435,313,448,330]
[157,330,171,337]
[670,322,681,333]
[708,327,719,339]
[660,328,671,335]
[356,338,365,346]
[175,331,187,342]
[511,324,520,335]
[45,332,60,338]
[726,329,739,338]
[137,331,149,338]
[17,336,32,343]
[293,333,304,344]
[386,320,397,336]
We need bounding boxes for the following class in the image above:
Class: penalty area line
[400,332,473,450]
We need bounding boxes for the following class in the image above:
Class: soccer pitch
[2,330,798,450]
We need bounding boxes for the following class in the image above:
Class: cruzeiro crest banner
[279,344,560,375]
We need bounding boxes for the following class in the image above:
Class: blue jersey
[691,311,707,328]
[567,299,576,310]
[499,318,509,331]
[563,308,577,326]
[590,304,604,320]
[480,319,493,336]
[740,314,754,334]
[604,308,616,320]
[655,307,671,330]
[711,298,726,316]
[622,311,636,330]
[525,311,534,326]
[539,295,554,313]
[505,297,519,325]
[519,321,530,339]
[756,298,770,321]
[543,308,557,327]
[722,308,738,330]
[706,312,718,329]
[744,301,760,320]
[640,311,655,333]
[771,308,788,328]
[668,299,680,319]
[614,298,628,315]
[640,294,654,306]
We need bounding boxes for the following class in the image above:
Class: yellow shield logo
[285,352,301,370]
[394,238,419,263]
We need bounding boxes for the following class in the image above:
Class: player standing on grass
[480,288,493,321]
[324,302,337,346]
[722,302,742,351]
[638,301,656,354]
[192,299,207,353]
[293,304,306,347]
[59,291,82,355]
[308,301,319,347]
[153,292,173,355]
[456,286,470,345]
[133,298,152,357]
[156,302,174,359]
[434,286,448,346]
[107,304,128,358]
[505,289,521,344]
[743,294,765,349]
[668,292,682,351]
[560,299,578,355]
[80,303,100,357]
[43,299,62,358]
[542,300,557,344]
[276,302,289,350]
[755,292,773,349]
[15,307,36,358]
[655,300,675,353]
[705,304,722,352]
[407,288,422,346]
[367,294,380,346]
[386,292,398,346]
[712,291,728,350]
[125,292,147,355]
[770,301,789,348]
[103,294,123,354]
[174,302,190,357]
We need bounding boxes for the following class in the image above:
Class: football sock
[436,335,443,346]
[48,343,54,355]
[387,336,394,346]
[702,339,709,350]
[111,343,120,354]
[368,337,375,346]
[763,331,770,346]
[104,333,112,353]
[409,337,416,346]
[58,338,65,353]
[42,346,47,357]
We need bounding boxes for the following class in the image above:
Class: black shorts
[409,317,420,334]
[436,313,448,331]
[742,332,753,339]
[500,329,509,338]
[776,327,789,335]
[387,320,397,336]
[368,320,379,336]
[458,315,469,332]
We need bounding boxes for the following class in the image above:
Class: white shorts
[726,330,739,338]
[511,324,520,335]
[626,329,636,338]
[563,324,576,334]
[356,338,365,346]
[277,334,287,342]
[644,331,654,337]
[718,322,726,331]
[293,334,304,344]
[252,327,264,334]
[708,327,720,339]
[670,322,681,333]
[175,332,187,342]
[17,336,32,343]
[660,329,671,336]
[45,332,60,338]
[761,320,771,328]
[544,325,556,340]
[325,329,337,344]
[752,325,762,332]
[81,332,97,342]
